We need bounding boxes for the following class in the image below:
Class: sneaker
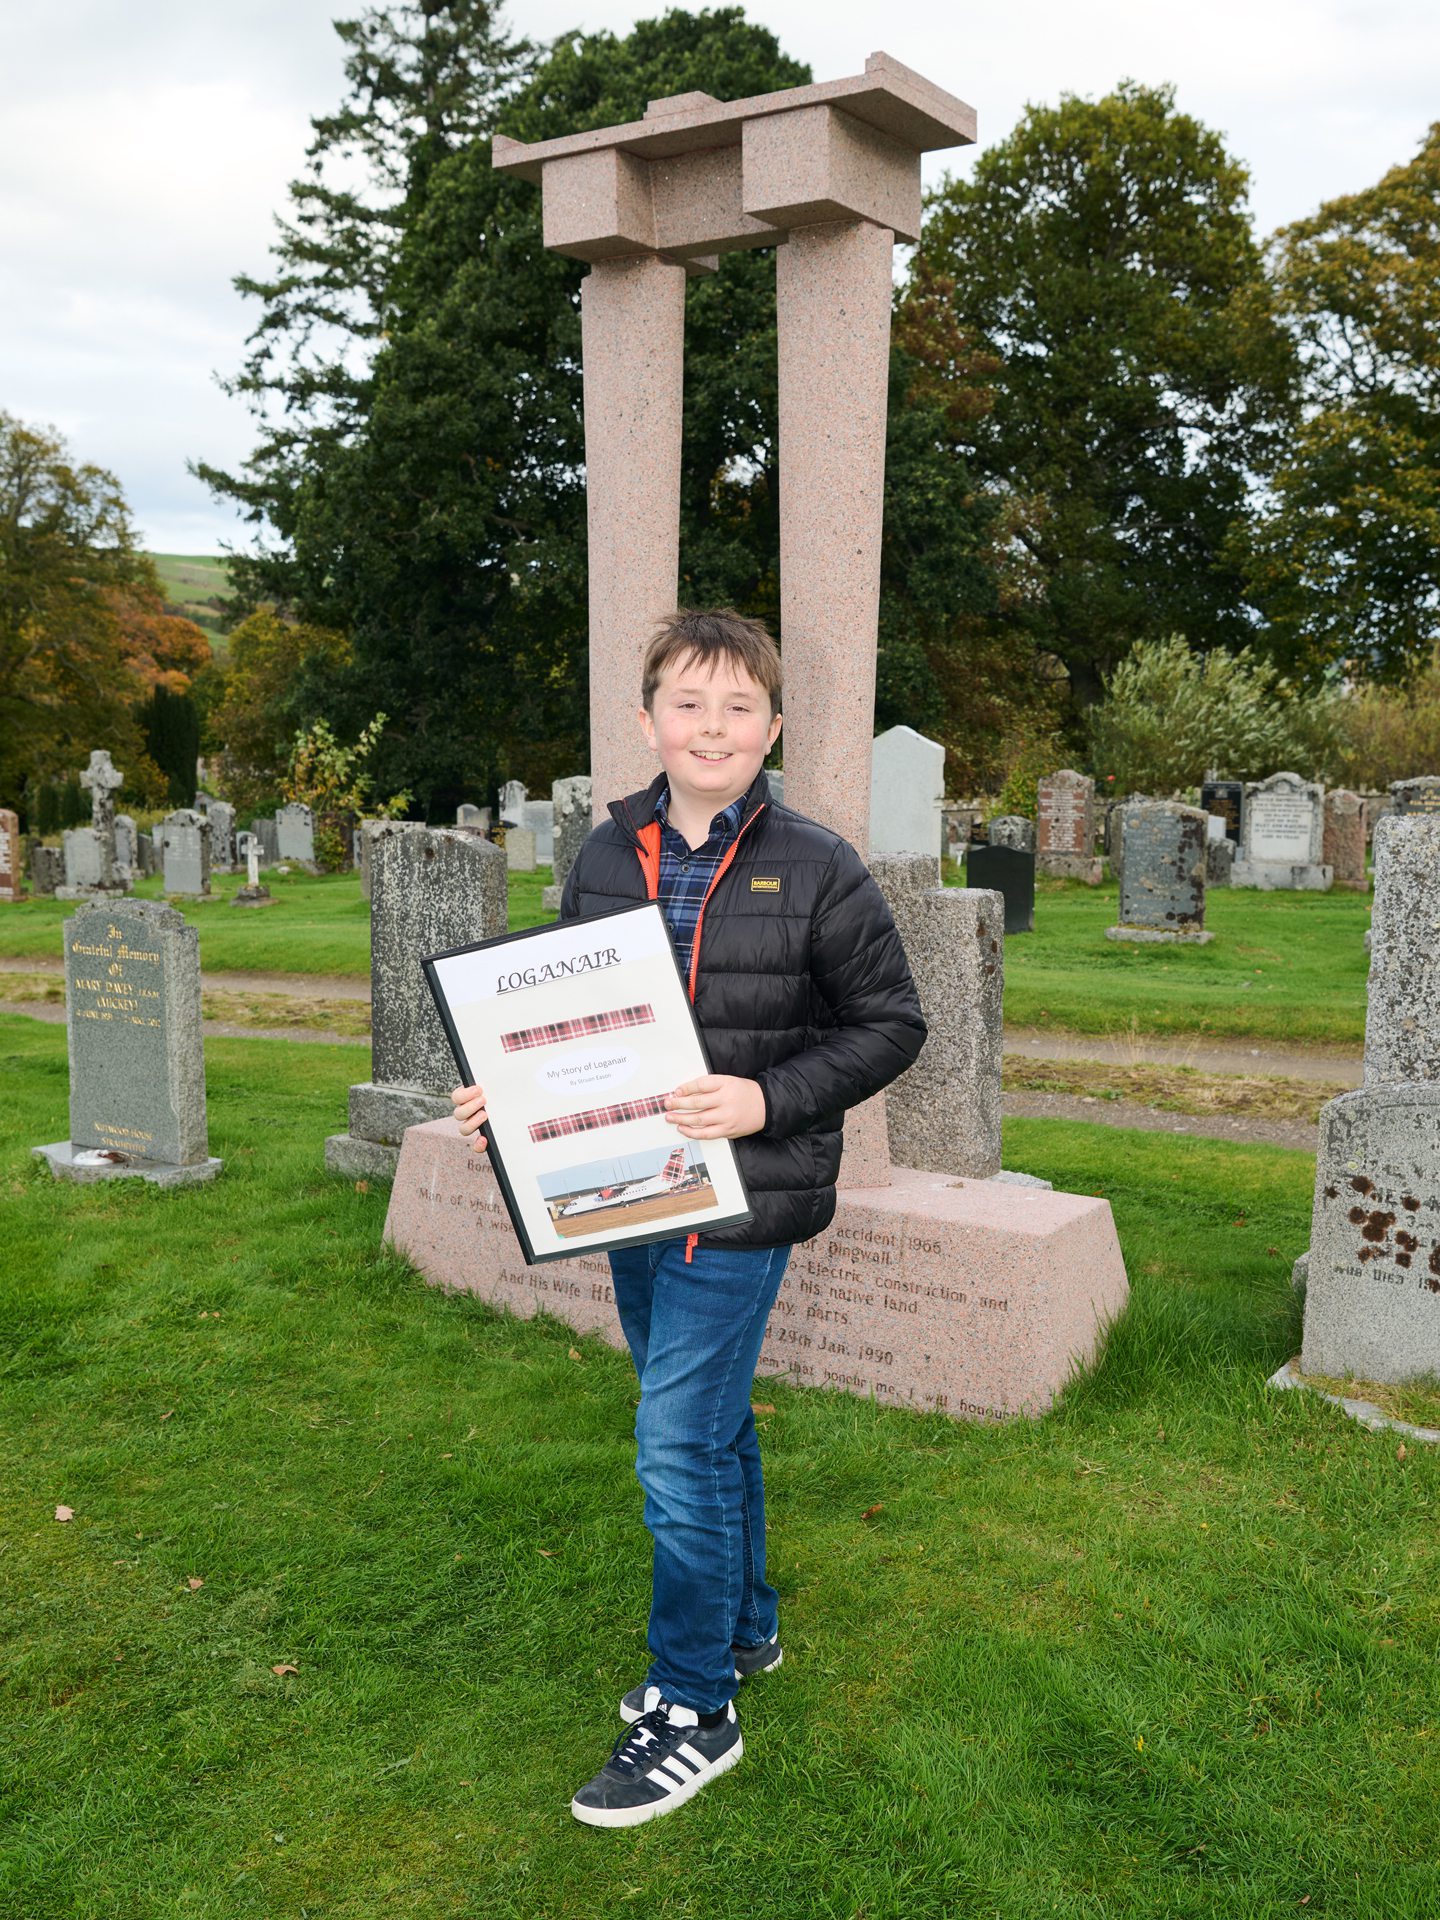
[619,1637,782,1723]
[570,1699,743,1828]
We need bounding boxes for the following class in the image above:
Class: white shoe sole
[570,1735,744,1828]
[618,1648,782,1724]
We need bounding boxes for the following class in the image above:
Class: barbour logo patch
[751,876,781,893]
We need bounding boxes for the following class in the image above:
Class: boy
[451,609,926,1827]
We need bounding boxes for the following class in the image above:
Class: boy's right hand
[450,1083,489,1149]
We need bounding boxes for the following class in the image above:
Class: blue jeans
[607,1238,791,1714]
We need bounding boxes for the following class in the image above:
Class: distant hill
[148,552,236,647]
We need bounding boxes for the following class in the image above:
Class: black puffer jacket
[559,771,927,1249]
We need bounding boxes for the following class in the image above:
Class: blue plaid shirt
[655,786,745,985]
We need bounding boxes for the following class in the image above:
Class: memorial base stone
[1035,853,1103,884]
[1231,860,1332,892]
[384,1118,1129,1422]
[231,884,275,908]
[541,883,562,913]
[325,1082,453,1179]
[33,1141,223,1188]
[1104,924,1214,946]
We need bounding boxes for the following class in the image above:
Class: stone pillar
[581,255,688,819]
[776,218,895,856]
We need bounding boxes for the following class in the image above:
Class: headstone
[499,780,527,826]
[869,726,945,857]
[504,825,537,872]
[1205,837,1234,887]
[0,810,21,898]
[1296,814,1440,1386]
[521,799,555,864]
[1390,777,1440,816]
[60,828,106,896]
[1231,773,1331,891]
[456,803,490,831]
[1200,778,1244,845]
[135,832,155,877]
[276,803,316,869]
[113,814,136,880]
[325,826,508,1178]
[1106,801,1211,944]
[159,809,212,897]
[1035,771,1101,883]
[964,843,1034,934]
[941,806,978,865]
[252,816,280,866]
[543,775,593,912]
[765,769,785,808]
[1323,789,1368,891]
[30,845,63,896]
[32,900,222,1186]
[232,840,274,909]
[202,800,237,870]
[76,749,124,892]
[1361,792,1392,845]
[871,856,1003,1178]
[987,814,1036,854]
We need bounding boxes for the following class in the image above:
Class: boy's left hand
[665,1075,765,1140]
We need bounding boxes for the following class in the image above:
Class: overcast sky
[2,0,1434,555]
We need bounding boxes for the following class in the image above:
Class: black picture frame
[422,900,754,1264]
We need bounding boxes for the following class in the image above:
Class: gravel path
[1002,1088,1317,1152]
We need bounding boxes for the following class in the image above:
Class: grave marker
[33,900,222,1186]
[543,775,593,912]
[869,725,945,857]
[276,803,316,869]
[159,810,212,897]
[964,842,1034,934]
[1390,776,1440,816]
[0,809,22,899]
[1323,789,1368,891]
[1232,772,1331,891]
[1200,778,1244,845]
[1036,771,1101,883]
[987,815,1035,854]
[1107,801,1211,943]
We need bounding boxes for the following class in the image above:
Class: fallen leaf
[1397,1443,1408,1461]
[160,1408,175,1421]
[751,1403,776,1416]
[355,1180,370,1193]
[440,1452,453,1459]
[537,1548,555,1558]
[54,1505,74,1522]
[568,1347,583,1362]
[861,1503,884,1521]
[1136,1735,1144,1751]
[1266,1246,1279,1256]
[186,1576,204,1591]
[271,1663,299,1677]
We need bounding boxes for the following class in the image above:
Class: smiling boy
[451,608,925,1826]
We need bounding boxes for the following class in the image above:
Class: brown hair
[641,609,782,716]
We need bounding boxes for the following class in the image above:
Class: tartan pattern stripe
[499,1003,656,1054]
[655,789,745,983]
[528,1091,671,1144]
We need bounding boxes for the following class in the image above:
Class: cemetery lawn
[998,876,1370,1048]
[5,1015,1437,1918]
[0,867,556,978]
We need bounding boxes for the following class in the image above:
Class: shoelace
[606,1706,681,1778]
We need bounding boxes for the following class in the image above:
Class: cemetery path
[0,956,369,999]
[1005,1026,1361,1087]
[1003,1090,1317,1151]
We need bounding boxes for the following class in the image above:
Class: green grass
[147,552,235,643]
[3,1014,1436,1916]
[0,867,556,977]
[989,875,1370,1049]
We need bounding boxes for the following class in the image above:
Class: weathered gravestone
[872,855,1003,1178]
[57,751,128,900]
[1106,801,1211,944]
[1205,836,1235,887]
[456,804,490,831]
[113,814,136,881]
[1232,772,1331,891]
[197,797,236,870]
[252,816,280,866]
[33,900,222,1186]
[499,780,527,827]
[988,814,1035,854]
[869,725,945,857]
[232,840,274,908]
[159,810,212,897]
[1323,789,1368,891]
[1291,814,1440,1387]
[29,844,63,896]
[135,832,156,877]
[1036,771,1101,883]
[0,810,21,899]
[965,842,1034,934]
[276,803,316,868]
[542,775,593,912]
[1390,776,1440,816]
[1361,792,1392,845]
[1200,777,1244,845]
[504,825,537,872]
[325,827,508,1178]
[521,800,555,864]
[941,806,979,866]
[384,57,1130,1426]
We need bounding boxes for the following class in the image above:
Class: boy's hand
[665,1075,765,1140]
[450,1083,489,1149]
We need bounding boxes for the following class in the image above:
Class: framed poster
[423,901,753,1264]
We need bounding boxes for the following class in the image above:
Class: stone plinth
[385,1118,1128,1423]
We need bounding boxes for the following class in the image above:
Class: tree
[0,412,209,803]
[207,608,353,816]
[919,82,1297,708]
[203,6,811,815]
[1087,634,1343,792]
[1245,123,1440,682]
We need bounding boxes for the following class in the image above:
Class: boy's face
[639,654,782,815]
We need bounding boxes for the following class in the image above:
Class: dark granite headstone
[1390,777,1440,816]
[1200,779,1244,845]
[964,843,1034,934]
